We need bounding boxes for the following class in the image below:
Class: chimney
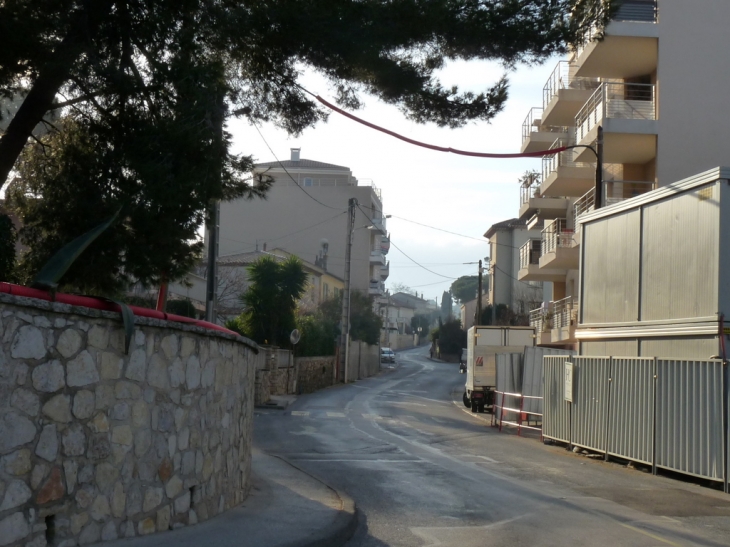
[290,148,301,161]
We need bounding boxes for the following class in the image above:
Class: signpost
[564,362,574,403]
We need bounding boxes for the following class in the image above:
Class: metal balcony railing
[575,82,656,141]
[603,180,655,205]
[519,176,541,206]
[522,107,569,146]
[522,107,543,145]
[541,137,592,182]
[553,297,579,329]
[519,239,542,270]
[529,304,553,334]
[541,218,574,255]
[574,188,596,219]
[613,0,657,23]
[542,61,600,111]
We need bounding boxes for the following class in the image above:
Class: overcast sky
[227,56,561,303]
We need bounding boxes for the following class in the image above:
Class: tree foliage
[230,256,308,346]
[431,318,466,355]
[411,314,432,338]
[316,291,381,346]
[1,0,612,291]
[450,276,479,304]
[0,213,16,281]
[440,290,453,320]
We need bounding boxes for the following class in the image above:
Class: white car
[380,348,395,363]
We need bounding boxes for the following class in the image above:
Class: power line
[356,204,458,280]
[389,215,488,243]
[250,120,345,211]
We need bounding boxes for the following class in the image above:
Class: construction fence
[543,355,728,488]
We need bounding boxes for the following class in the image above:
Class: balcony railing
[541,218,574,255]
[542,61,600,111]
[519,176,541,206]
[575,82,656,141]
[529,298,579,334]
[522,107,543,145]
[522,107,569,146]
[603,180,655,206]
[613,0,657,23]
[575,0,657,56]
[574,188,596,219]
[553,297,579,329]
[519,239,542,270]
[541,137,592,182]
[574,180,654,220]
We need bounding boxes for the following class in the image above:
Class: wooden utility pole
[339,198,357,382]
[476,259,483,326]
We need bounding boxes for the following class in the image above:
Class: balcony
[369,249,385,265]
[518,240,567,282]
[369,280,385,296]
[574,0,658,80]
[540,218,579,270]
[542,61,600,127]
[521,107,569,154]
[574,82,657,164]
[574,180,655,222]
[380,261,390,280]
[530,297,580,345]
[518,176,569,221]
[540,138,596,197]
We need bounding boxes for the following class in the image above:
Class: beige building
[516,0,730,348]
[167,249,344,321]
[485,218,547,323]
[217,148,388,298]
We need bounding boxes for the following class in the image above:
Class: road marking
[292,458,420,463]
[290,411,309,416]
[460,454,500,463]
[386,401,427,407]
[411,514,529,547]
[326,412,346,418]
[361,413,382,420]
[618,522,682,547]
[291,425,317,436]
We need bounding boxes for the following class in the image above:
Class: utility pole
[594,125,604,210]
[475,259,483,326]
[205,89,225,323]
[339,198,357,382]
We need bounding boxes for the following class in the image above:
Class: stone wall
[346,341,380,382]
[296,357,335,394]
[0,293,258,547]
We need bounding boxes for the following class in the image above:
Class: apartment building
[485,218,547,326]
[217,148,389,299]
[516,0,730,348]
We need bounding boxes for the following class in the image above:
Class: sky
[227,56,562,303]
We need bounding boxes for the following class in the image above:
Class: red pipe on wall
[0,282,237,336]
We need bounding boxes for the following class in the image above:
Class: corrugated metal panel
[641,184,720,321]
[582,210,640,324]
[656,359,724,481]
[608,358,655,464]
[496,353,523,422]
[580,340,638,357]
[571,357,610,452]
[639,337,719,360]
[543,356,571,443]
[522,346,575,417]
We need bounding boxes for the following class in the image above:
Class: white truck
[462,326,535,413]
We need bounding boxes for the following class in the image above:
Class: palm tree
[238,256,308,345]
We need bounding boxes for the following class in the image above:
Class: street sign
[564,362,574,402]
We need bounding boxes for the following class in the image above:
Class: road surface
[255,346,730,546]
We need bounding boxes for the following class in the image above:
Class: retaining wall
[0,293,258,547]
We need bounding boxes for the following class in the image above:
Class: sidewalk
[100,447,356,547]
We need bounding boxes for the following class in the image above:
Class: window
[323,283,329,299]
[303,177,313,187]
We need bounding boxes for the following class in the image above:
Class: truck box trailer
[462,326,535,413]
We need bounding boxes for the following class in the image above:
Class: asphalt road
[254,346,730,547]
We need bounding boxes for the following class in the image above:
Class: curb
[270,454,358,547]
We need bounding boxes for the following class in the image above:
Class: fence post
[498,391,505,432]
[604,357,613,462]
[723,357,729,494]
[652,357,658,476]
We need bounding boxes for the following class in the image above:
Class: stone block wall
[296,357,335,394]
[0,293,258,547]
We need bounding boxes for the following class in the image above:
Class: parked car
[380,348,395,363]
